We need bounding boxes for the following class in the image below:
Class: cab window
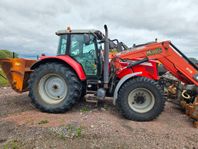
[70,34,97,76]
[57,35,67,55]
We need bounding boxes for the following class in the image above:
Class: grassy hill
[0,50,18,59]
[0,70,8,87]
[0,50,17,86]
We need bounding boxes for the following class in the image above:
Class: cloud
[0,0,197,59]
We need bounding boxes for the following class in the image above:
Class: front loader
[0,25,197,126]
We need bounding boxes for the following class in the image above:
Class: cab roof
[56,29,101,35]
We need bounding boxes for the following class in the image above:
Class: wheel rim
[128,88,155,113]
[38,73,68,104]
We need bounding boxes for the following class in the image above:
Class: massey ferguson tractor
[0,25,198,126]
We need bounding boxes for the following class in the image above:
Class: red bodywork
[114,41,198,86]
[37,55,158,82]
[36,55,86,80]
[111,58,158,80]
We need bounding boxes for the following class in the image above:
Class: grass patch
[3,140,21,149]
[38,120,49,125]
[50,123,83,139]
[80,106,90,112]
[0,70,8,87]
[66,124,82,138]
[104,104,109,110]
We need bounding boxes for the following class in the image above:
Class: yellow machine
[0,58,36,92]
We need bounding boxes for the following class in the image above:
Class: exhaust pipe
[96,25,109,101]
[103,25,109,89]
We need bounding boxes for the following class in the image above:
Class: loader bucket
[0,58,36,93]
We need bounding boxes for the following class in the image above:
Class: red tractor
[0,25,197,123]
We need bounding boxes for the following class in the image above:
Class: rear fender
[113,72,142,105]
[31,55,86,80]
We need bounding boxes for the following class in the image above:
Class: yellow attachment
[0,58,36,93]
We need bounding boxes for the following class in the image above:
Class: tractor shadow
[0,88,121,120]
[72,96,121,118]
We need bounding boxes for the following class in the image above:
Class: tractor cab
[55,28,128,81]
[56,28,105,80]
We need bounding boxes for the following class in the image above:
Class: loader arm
[116,41,198,86]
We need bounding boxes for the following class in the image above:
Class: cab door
[70,34,101,79]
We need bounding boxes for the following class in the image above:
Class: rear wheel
[29,63,82,113]
[117,77,165,121]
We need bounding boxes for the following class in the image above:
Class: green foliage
[38,120,49,125]
[80,106,90,112]
[66,124,82,138]
[0,50,18,59]
[0,50,18,87]
[0,70,8,87]
[50,123,83,139]
[3,140,21,149]
[104,104,109,110]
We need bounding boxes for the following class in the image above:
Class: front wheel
[117,77,165,121]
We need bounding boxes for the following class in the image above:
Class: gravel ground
[0,87,198,149]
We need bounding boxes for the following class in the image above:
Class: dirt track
[0,87,198,149]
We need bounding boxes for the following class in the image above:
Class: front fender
[113,72,142,105]
[31,55,86,80]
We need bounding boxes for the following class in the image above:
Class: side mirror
[95,31,103,40]
[84,34,90,45]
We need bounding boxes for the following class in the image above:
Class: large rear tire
[117,77,165,121]
[29,63,82,113]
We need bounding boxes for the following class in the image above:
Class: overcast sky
[0,0,198,59]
